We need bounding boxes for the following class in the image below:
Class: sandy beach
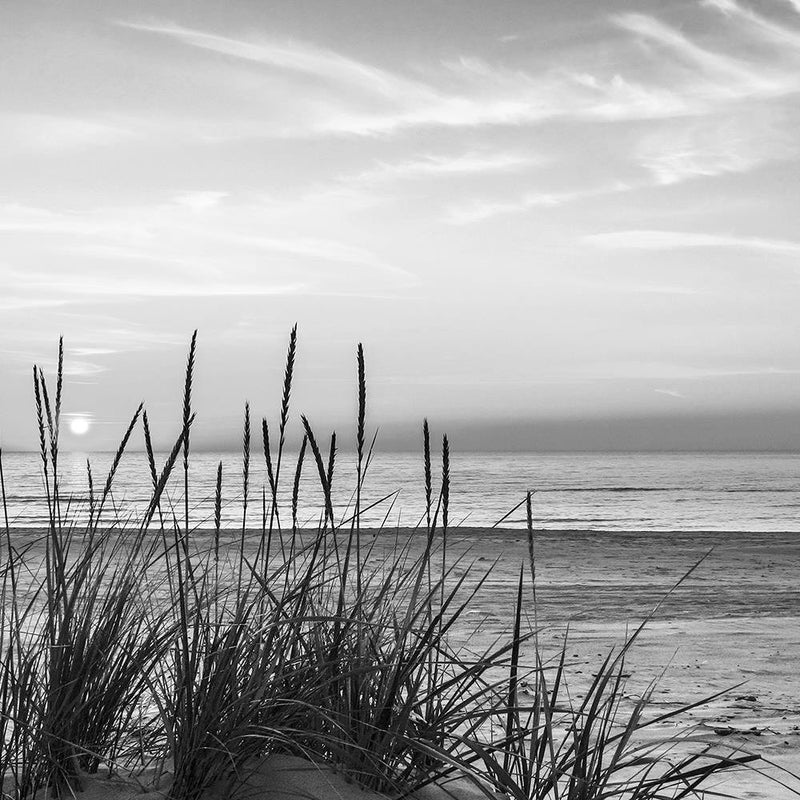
[4,525,798,799]
[375,527,800,800]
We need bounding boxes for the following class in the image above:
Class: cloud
[119,19,715,139]
[445,191,573,225]
[121,21,434,103]
[0,204,149,239]
[62,243,197,267]
[446,182,632,225]
[102,5,800,151]
[586,230,800,254]
[348,152,541,184]
[614,13,778,94]
[703,0,800,48]
[0,197,412,301]
[14,272,308,299]
[568,72,693,120]
[203,230,400,271]
[0,345,107,377]
[70,348,117,357]
[71,325,187,351]
[62,361,107,377]
[612,9,800,117]
[1,114,135,152]
[642,147,762,186]
[636,114,797,185]
[641,144,759,186]
[0,296,72,312]
[173,191,229,211]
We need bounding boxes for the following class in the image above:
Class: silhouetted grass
[0,330,766,800]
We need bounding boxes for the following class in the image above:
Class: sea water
[1,450,797,532]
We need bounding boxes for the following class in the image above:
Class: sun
[69,417,91,436]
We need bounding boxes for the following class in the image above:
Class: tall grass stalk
[261,324,298,568]
[355,343,366,600]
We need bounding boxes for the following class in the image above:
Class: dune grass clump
[0,329,761,799]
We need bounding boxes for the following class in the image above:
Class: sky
[1,0,799,451]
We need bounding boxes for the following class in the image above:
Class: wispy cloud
[0,295,72,312]
[0,318,197,365]
[62,361,107,377]
[445,191,574,225]
[119,19,722,139]
[0,197,412,301]
[640,144,766,186]
[586,230,800,254]
[654,388,687,399]
[610,8,800,116]
[202,230,402,272]
[123,23,566,134]
[70,347,117,357]
[113,2,800,153]
[446,182,632,225]
[1,114,135,152]
[0,346,107,377]
[121,21,434,103]
[614,13,767,89]
[173,191,229,211]
[567,72,692,120]
[703,0,800,47]
[347,151,541,184]
[10,269,308,299]
[636,114,797,185]
[0,204,150,239]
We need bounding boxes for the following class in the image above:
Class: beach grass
[0,330,762,799]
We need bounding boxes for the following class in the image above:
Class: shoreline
[7,526,799,621]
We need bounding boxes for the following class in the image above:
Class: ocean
[1,450,797,532]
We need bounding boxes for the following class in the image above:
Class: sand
[69,755,502,800]
[5,526,799,799]
[331,527,799,799]
[403,528,800,800]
